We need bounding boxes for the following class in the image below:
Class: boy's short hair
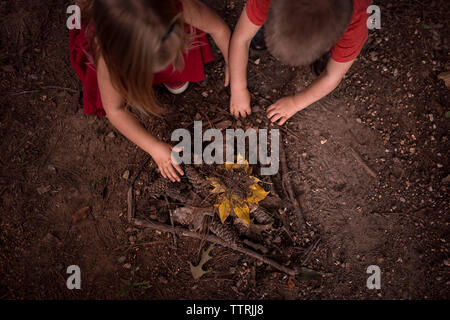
[265,0,353,66]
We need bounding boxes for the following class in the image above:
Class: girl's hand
[267,96,299,125]
[230,87,251,118]
[151,142,184,182]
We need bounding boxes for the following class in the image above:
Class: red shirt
[246,0,370,63]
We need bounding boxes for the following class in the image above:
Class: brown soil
[0,0,448,299]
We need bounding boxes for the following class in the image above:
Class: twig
[349,147,377,179]
[132,218,301,276]
[127,186,134,223]
[127,157,151,222]
[165,195,177,247]
[278,132,305,228]
[7,86,78,96]
[301,238,321,265]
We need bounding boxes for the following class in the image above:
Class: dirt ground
[0,0,449,300]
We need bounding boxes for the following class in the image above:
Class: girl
[70,0,231,182]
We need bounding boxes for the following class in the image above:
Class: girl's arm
[267,59,354,125]
[181,0,231,86]
[228,9,260,118]
[97,57,184,182]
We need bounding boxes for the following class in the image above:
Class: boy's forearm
[229,35,251,90]
[292,73,342,111]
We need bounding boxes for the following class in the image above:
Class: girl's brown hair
[79,0,190,115]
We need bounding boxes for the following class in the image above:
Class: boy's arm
[97,58,184,182]
[267,58,354,125]
[182,0,231,86]
[229,9,260,118]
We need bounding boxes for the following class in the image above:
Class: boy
[229,0,370,125]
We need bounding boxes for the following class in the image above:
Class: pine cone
[209,221,239,245]
[253,207,273,225]
[185,166,208,191]
[147,177,186,203]
[147,177,170,196]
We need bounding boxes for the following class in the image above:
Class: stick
[165,195,177,247]
[278,133,305,228]
[349,147,377,179]
[127,157,151,222]
[127,186,134,223]
[132,218,299,276]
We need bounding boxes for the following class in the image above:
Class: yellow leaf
[225,154,250,173]
[207,177,225,194]
[247,184,269,204]
[218,197,231,223]
[231,195,251,226]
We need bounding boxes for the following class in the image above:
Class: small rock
[122,170,130,180]
[400,197,406,203]
[107,132,116,138]
[37,185,51,195]
[201,91,209,98]
[252,105,262,113]
[195,113,202,120]
[47,165,57,173]
[123,263,131,269]
[118,256,126,264]
[254,58,261,65]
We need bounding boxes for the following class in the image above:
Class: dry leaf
[217,196,231,223]
[438,71,450,89]
[231,195,250,226]
[247,184,270,204]
[207,177,225,194]
[72,206,90,223]
[189,244,215,280]
[288,277,296,289]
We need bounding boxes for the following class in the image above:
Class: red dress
[69,14,214,116]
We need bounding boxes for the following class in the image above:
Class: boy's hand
[151,142,184,182]
[267,96,299,125]
[230,87,251,118]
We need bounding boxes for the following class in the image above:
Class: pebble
[37,185,51,195]
[107,132,115,138]
[122,170,130,180]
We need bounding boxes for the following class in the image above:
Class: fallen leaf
[207,177,225,194]
[438,71,450,89]
[72,206,90,223]
[215,120,232,130]
[217,196,231,223]
[288,277,296,289]
[189,244,215,280]
[231,195,250,226]
[247,184,269,204]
